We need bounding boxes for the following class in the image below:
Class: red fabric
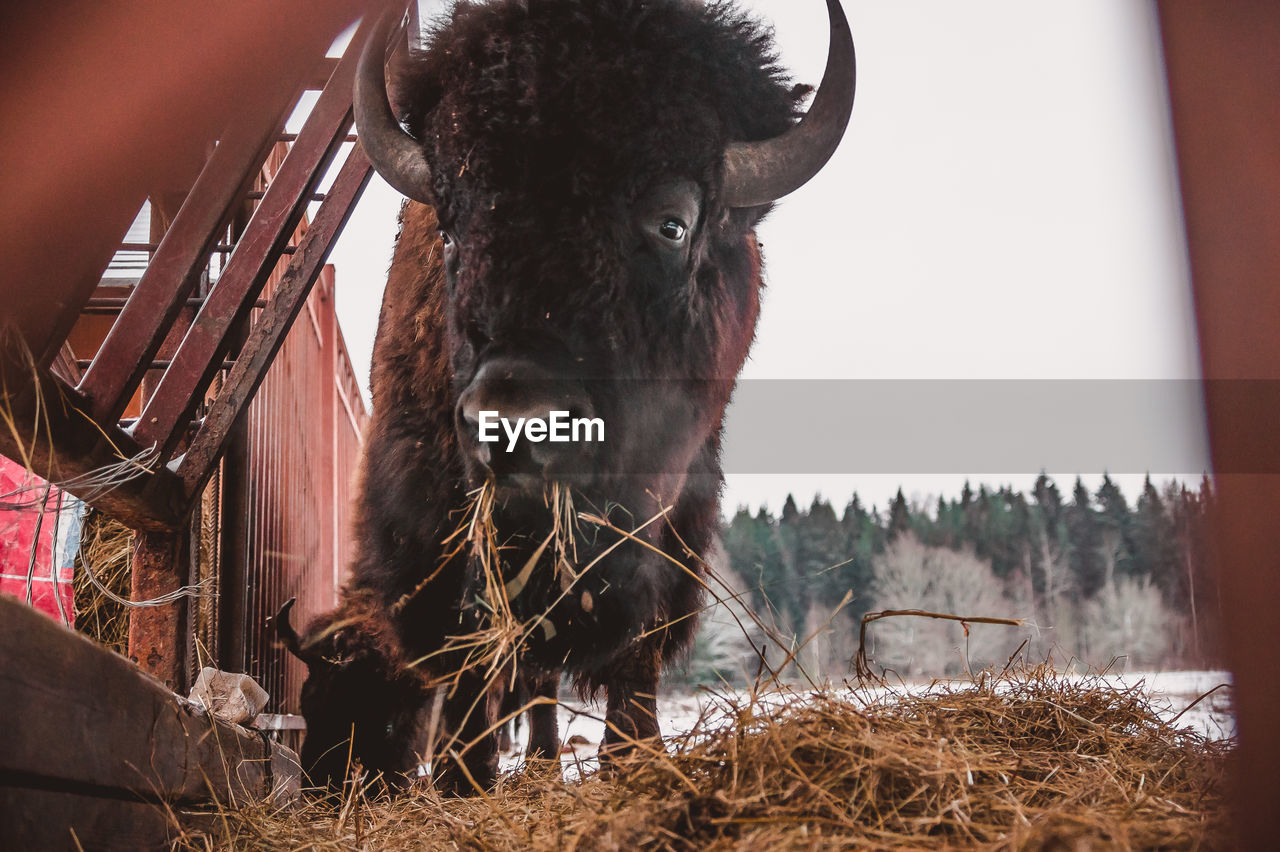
[0,458,74,625]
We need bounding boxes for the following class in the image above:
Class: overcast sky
[320,0,1205,515]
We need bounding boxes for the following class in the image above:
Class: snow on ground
[1097,669,1234,740]
[498,670,1234,775]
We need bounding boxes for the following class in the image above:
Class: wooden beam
[0,788,174,852]
[0,596,299,850]
[0,349,186,532]
[78,82,304,427]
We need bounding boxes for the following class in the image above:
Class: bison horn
[721,0,857,208]
[270,597,309,662]
[354,8,435,204]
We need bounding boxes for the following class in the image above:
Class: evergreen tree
[839,494,867,552]
[1167,481,1213,663]
[1095,474,1133,582]
[1032,473,1064,527]
[887,488,911,541]
[959,480,978,548]
[925,495,962,549]
[797,496,847,603]
[979,486,1031,579]
[775,495,809,631]
[1066,477,1104,597]
[711,476,1225,678]
[1030,474,1072,602]
[968,486,994,565]
[722,506,790,631]
[840,494,878,612]
[1195,475,1221,655]
[780,494,800,526]
[723,508,768,612]
[1132,475,1177,594]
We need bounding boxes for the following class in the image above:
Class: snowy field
[499,670,1234,775]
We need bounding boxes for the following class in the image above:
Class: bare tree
[796,598,860,683]
[1081,575,1179,671]
[1034,523,1079,659]
[868,534,1017,676]
[678,546,768,687]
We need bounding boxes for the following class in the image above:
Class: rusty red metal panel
[178,146,374,503]
[0,1,383,533]
[0,0,371,367]
[1157,3,1280,848]
[330,298,368,592]
[131,24,373,457]
[78,81,307,426]
[127,532,187,691]
[231,264,368,714]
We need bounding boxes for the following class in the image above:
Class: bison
[280,0,855,793]
[271,595,430,790]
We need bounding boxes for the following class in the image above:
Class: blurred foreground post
[1158,3,1280,848]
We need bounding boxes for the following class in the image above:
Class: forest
[678,474,1220,685]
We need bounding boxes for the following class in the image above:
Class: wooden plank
[0,788,174,852]
[0,596,299,849]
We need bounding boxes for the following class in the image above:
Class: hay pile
[72,508,133,653]
[177,668,1231,850]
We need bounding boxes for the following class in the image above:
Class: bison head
[353,0,854,679]
[271,598,429,791]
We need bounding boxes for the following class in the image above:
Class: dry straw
[175,665,1230,850]
[174,481,1231,850]
[403,482,586,683]
[72,509,134,653]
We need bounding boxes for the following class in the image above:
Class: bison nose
[456,358,596,487]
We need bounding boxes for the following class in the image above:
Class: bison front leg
[525,669,561,762]
[599,649,662,765]
[432,670,500,795]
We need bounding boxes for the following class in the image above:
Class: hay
[175,667,1231,850]
[403,480,549,688]
[73,508,133,653]
[173,485,1229,849]
[403,483,666,687]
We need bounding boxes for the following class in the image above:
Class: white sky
[323,0,1204,515]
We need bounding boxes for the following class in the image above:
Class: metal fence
[236,263,367,714]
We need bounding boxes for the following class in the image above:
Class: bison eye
[658,218,688,243]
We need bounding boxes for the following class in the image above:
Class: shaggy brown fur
[287,590,433,791]
[292,0,820,794]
